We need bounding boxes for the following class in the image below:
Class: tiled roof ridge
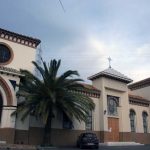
[102,68,130,80]
[79,82,100,92]
[0,28,41,48]
[88,67,133,83]
[108,67,128,77]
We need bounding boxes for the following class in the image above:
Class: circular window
[0,44,13,65]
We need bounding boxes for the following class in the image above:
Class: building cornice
[129,94,150,107]
[69,83,101,98]
[0,66,23,77]
[0,28,41,48]
[71,90,100,98]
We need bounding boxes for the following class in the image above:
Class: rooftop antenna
[108,57,112,68]
[58,0,66,12]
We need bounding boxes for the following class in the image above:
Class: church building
[0,28,41,144]
[0,28,150,146]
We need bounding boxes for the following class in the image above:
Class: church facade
[0,28,41,144]
[0,28,150,146]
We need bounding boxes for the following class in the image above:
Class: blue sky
[1,0,150,83]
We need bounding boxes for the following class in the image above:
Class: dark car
[77,132,99,149]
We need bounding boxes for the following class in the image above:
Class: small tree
[15,59,95,145]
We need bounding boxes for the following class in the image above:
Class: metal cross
[108,57,112,68]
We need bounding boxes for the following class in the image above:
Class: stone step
[0,141,6,144]
[0,144,36,149]
[99,142,144,146]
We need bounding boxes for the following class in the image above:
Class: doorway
[108,117,119,141]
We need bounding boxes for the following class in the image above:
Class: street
[52,145,150,150]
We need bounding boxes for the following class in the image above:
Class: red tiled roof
[74,82,101,98]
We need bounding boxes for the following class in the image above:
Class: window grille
[130,110,136,132]
[107,95,119,116]
[142,112,148,133]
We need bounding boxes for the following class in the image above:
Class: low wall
[120,132,150,144]
[2,128,150,146]
[15,128,100,146]
[0,128,15,144]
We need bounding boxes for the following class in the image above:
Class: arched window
[0,44,11,63]
[0,43,13,65]
[142,112,148,133]
[85,111,92,130]
[130,109,136,132]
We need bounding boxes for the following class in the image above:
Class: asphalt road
[52,145,150,150]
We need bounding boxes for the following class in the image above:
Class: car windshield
[84,133,96,138]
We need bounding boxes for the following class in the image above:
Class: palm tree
[15,59,95,145]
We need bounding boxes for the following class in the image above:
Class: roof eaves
[88,72,133,83]
[0,28,41,48]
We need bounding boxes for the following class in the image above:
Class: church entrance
[108,117,119,141]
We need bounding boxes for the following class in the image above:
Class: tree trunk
[43,113,52,146]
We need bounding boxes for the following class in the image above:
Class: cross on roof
[108,57,112,68]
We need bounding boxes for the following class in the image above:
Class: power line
[58,0,65,12]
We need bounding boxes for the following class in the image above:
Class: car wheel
[79,143,84,149]
[95,145,99,149]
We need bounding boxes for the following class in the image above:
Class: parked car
[76,132,99,149]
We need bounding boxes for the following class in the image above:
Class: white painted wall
[70,97,100,131]
[92,77,131,132]
[129,85,150,133]
[92,78,105,131]
[0,75,19,128]
[0,37,37,130]
[15,112,29,130]
[0,38,36,72]
[129,104,150,133]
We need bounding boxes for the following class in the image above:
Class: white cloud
[137,43,150,57]
[1,0,150,83]
[129,69,150,82]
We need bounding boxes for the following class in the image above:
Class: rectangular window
[143,124,148,133]
[130,110,136,132]
[62,113,73,129]
[9,80,16,90]
[143,118,148,133]
[85,111,92,130]
[131,120,135,132]
[107,95,119,116]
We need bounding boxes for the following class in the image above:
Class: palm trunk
[43,113,52,146]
